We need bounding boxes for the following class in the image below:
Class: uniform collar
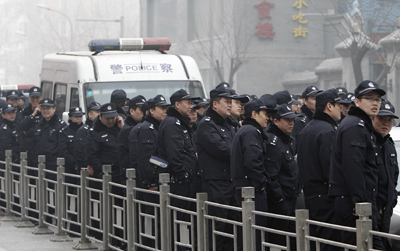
[300,104,314,118]
[312,111,337,129]
[166,107,191,130]
[205,107,226,125]
[348,106,374,132]
[125,116,138,127]
[145,114,161,130]
[242,117,268,141]
[267,123,293,144]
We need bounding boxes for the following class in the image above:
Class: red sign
[254,0,275,19]
[254,0,276,39]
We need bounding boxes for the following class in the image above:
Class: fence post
[295,209,310,251]
[15,152,35,227]
[73,168,98,250]
[102,165,112,251]
[356,203,372,251]
[126,169,136,251]
[50,158,72,242]
[2,150,14,221]
[159,173,170,251]
[196,192,208,251]
[241,187,255,251]
[32,155,52,234]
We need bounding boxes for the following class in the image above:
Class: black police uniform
[231,117,269,251]
[17,104,42,166]
[329,106,383,248]
[266,122,299,250]
[375,133,399,234]
[32,114,66,172]
[0,118,21,163]
[297,111,340,250]
[118,116,138,177]
[74,119,93,170]
[86,117,121,181]
[59,121,83,174]
[135,115,161,188]
[197,107,237,250]
[292,104,313,142]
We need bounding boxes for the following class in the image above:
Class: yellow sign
[292,13,308,24]
[293,0,308,9]
[293,27,308,37]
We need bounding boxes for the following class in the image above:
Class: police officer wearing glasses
[329,80,386,249]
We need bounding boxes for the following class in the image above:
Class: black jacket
[118,116,138,173]
[86,118,121,179]
[32,114,67,169]
[17,104,42,164]
[117,106,128,120]
[375,132,399,233]
[297,111,337,196]
[135,115,161,188]
[266,123,299,202]
[0,119,21,163]
[230,118,269,190]
[196,108,235,181]
[329,107,379,205]
[74,119,93,169]
[59,121,82,173]
[153,107,197,181]
[292,105,313,143]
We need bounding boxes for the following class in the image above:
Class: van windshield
[83,80,205,107]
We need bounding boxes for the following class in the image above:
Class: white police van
[39,38,206,121]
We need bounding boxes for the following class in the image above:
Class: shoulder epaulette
[175,118,181,125]
[357,119,365,127]
[205,116,211,122]
[149,124,154,130]
[269,135,278,146]
[89,128,94,131]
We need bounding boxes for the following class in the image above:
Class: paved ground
[0,215,101,251]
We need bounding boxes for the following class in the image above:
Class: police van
[39,37,206,121]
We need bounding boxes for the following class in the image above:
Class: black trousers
[267,195,297,251]
[203,179,239,251]
[334,196,385,250]
[305,193,341,251]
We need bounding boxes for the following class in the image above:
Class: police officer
[86,103,124,179]
[372,100,399,250]
[292,86,322,143]
[290,95,302,114]
[59,107,84,174]
[336,87,348,99]
[338,92,355,124]
[196,86,237,250]
[110,89,128,120]
[0,103,21,163]
[17,86,43,166]
[6,90,22,123]
[58,107,84,235]
[74,102,101,170]
[193,98,209,124]
[329,80,385,249]
[118,95,146,176]
[265,104,299,250]
[297,89,342,251]
[228,89,249,132]
[32,98,67,170]
[232,98,273,251]
[153,89,199,249]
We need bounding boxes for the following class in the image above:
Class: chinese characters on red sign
[254,0,275,39]
[293,0,308,37]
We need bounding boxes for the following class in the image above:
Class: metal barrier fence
[1,150,400,251]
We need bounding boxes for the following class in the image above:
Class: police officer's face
[372,115,394,137]
[291,104,301,114]
[99,114,117,128]
[18,98,26,108]
[330,102,341,121]
[29,96,42,108]
[252,110,268,128]
[231,99,242,119]
[189,108,197,124]
[88,110,100,121]
[304,94,317,113]
[130,107,143,122]
[355,91,381,117]
[196,106,207,117]
[214,97,232,119]
[7,98,19,108]
[274,117,295,134]
[151,106,167,122]
[70,116,83,124]
[41,106,56,120]
[341,103,354,117]
[2,110,16,121]
[175,99,193,117]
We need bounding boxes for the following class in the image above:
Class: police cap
[39,98,55,107]
[339,93,355,104]
[111,89,127,105]
[377,100,399,119]
[29,86,42,97]
[244,99,268,116]
[148,95,170,109]
[6,90,19,100]
[170,89,200,105]
[275,104,298,119]
[129,95,146,108]
[68,107,84,116]
[354,80,386,98]
[302,86,322,98]
[87,101,101,112]
[316,88,341,106]
[2,103,15,113]
[100,103,118,118]
[273,90,292,105]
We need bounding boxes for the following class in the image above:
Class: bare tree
[310,0,400,85]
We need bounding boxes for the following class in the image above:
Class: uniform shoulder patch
[2,125,7,130]
[301,116,307,123]
[205,116,211,122]
[84,125,89,129]
[149,124,154,130]
[358,119,365,127]
[269,135,278,146]
[175,118,181,125]
[90,128,94,131]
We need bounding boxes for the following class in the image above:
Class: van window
[83,80,205,107]
[41,82,53,99]
[70,88,79,108]
[54,83,67,118]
